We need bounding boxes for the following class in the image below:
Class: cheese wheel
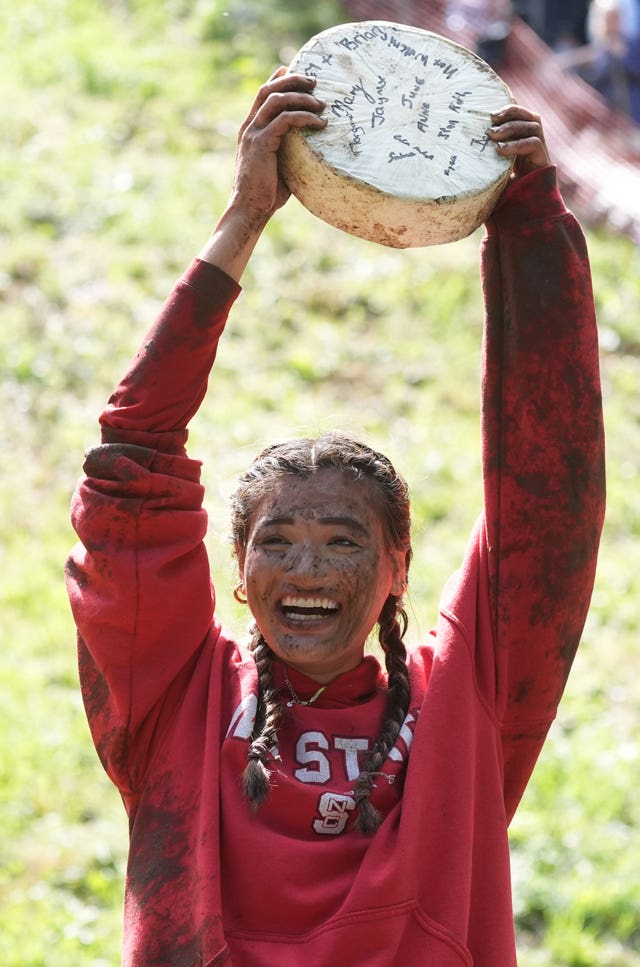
[279,21,515,247]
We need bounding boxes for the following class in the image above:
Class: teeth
[281,596,338,610]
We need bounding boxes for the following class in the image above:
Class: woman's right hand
[230,67,327,224]
[200,69,326,280]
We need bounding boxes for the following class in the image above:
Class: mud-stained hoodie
[66,166,605,967]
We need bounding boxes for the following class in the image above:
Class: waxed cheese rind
[279,21,515,247]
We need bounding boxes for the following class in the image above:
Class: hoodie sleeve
[442,166,605,820]
[65,258,241,795]
[484,166,605,815]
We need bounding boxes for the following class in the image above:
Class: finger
[264,70,318,93]
[266,109,328,135]
[486,104,550,171]
[244,110,327,155]
[490,104,542,125]
[488,119,543,142]
[494,135,551,170]
[240,73,319,133]
[252,72,318,113]
[494,136,542,155]
[251,90,326,130]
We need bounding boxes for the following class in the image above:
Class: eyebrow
[320,515,370,536]
[257,515,370,537]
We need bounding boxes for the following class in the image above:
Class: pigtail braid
[353,594,411,835]
[242,626,283,810]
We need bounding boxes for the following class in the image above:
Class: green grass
[1,1,639,964]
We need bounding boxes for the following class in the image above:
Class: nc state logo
[312,792,356,835]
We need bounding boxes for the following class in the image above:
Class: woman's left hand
[488,105,552,177]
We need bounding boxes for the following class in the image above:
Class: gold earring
[234,583,248,605]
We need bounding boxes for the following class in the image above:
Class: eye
[258,534,291,548]
[329,536,360,549]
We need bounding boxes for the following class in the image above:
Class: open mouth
[279,595,340,622]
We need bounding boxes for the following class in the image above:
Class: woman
[66,70,605,966]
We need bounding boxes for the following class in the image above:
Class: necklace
[283,668,327,708]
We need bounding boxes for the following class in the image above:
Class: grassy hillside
[1,2,639,964]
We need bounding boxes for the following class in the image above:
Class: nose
[285,542,328,579]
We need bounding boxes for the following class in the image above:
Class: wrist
[224,192,275,234]
[198,203,270,282]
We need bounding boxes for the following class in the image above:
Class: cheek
[342,552,389,609]
[242,551,264,594]
[353,558,381,593]
[243,550,285,598]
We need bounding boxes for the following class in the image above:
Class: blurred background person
[446,0,513,64]
[512,0,591,50]
[555,0,640,122]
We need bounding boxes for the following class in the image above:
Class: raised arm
[479,109,606,815]
[65,74,326,793]
[200,68,326,280]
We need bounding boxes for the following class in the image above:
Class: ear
[236,547,246,577]
[389,548,408,598]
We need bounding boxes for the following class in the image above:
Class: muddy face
[240,468,406,683]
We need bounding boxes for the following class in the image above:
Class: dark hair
[230,431,412,834]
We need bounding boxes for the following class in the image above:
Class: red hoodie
[66,166,605,966]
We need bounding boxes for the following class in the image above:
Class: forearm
[198,204,270,283]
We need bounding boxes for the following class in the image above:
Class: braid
[353,594,411,835]
[242,626,283,811]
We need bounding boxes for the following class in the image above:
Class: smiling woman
[230,442,411,826]
[234,447,409,680]
[65,62,605,967]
